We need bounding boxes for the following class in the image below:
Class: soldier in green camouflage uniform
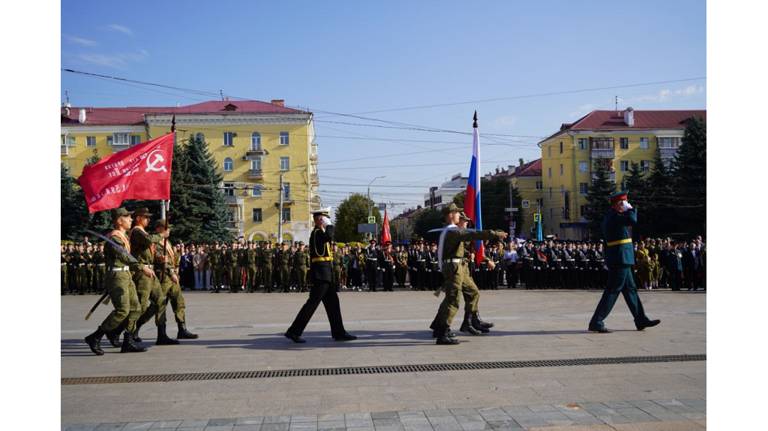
[259,242,274,292]
[153,220,199,341]
[332,243,344,291]
[279,242,292,292]
[294,242,309,292]
[85,208,150,355]
[209,243,222,292]
[130,207,165,343]
[92,243,106,293]
[61,245,69,295]
[247,242,259,292]
[431,203,507,345]
[236,242,249,292]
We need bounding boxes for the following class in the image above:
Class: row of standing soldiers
[61,243,107,295]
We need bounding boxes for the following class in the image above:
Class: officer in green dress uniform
[588,191,661,333]
[85,208,151,355]
[431,203,507,345]
[209,243,221,292]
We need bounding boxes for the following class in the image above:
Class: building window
[579,161,588,173]
[223,182,234,197]
[195,133,205,143]
[130,135,141,145]
[252,208,262,222]
[223,157,233,172]
[547,167,552,178]
[579,183,588,195]
[279,132,289,145]
[86,136,96,147]
[63,135,76,146]
[620,160,629,172]
[549,187,552,198]
[658,137,681,148]
[522,200,530,208]
[590,137,614,150]
[640,137,649,149]
[224,132,234,147]
[251,132,261,150]
[578,138,588,150]
[282,207,291,222]
[252,159,262,173]
[559,141,563,154]
[283,183,290,200]
[112,133,129,146]
[620,137,629,149]
[640,160,650,172]
[548,146,551,157]
[559,164,564,175]
[251,185,262,197]
[535,181,543,190]
[580,205,588,217]
[537,198,544,208]
[280,156,290,171]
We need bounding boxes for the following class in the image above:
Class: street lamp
[367,176,385,239]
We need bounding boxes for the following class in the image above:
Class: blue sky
[61,0,706,215]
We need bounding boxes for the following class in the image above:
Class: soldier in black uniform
[378,241,396,291]
[364,239,379,291]
[285,209,356,343]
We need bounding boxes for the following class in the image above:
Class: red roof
[540,109,706,143]
[512,159,542,177]
[61,100,309,126]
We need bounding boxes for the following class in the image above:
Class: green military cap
[111,207,131,221]
[132,207,153,218]
[153,219,171,230]
[442,202,463,215]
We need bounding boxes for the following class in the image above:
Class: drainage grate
[62,354,705,386]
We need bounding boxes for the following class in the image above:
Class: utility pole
[367,176,385,240]
[278,173,284,243]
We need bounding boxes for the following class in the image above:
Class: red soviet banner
[78,133,174,213]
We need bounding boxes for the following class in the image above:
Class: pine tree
[671,117,706,234]
[584,161,616,239]
[645,146,676,236]
[622,162,648,238]
[83,151,111,233]
[61,163,88,240]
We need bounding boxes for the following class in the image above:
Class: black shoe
[106,329,122,348]
[121,331,147,353]
[284,332,306,343]
[588,325,612,333]
[177,322,199,339]
[155,323,180,345]
[85,329,105,356]
[432,329,458,338]
[636,319,661,331]
[472,312,494,329]
[460,312,483,336]
[333,333,357,341]
[436,335,460,345]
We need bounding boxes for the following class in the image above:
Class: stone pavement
[62,290,706,429]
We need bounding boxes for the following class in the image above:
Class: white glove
[321,216,332,227]
[622,201,633,210]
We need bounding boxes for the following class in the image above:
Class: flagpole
[160,115,175,283]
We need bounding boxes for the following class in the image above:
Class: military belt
[606,238,632,247]
[442,258,463,264]
[111,266,130,272]
[311,257,333,263]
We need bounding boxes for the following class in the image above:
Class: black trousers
[287,279,347,337]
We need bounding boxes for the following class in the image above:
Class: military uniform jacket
[294,250,309,269]
[106,230,140,272]
[309,225,335,282]
[152,236,179,278]
[601,208,637,266]
[130,226,159,265]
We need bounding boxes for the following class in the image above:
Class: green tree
[334,193,381,243]
[413,208,443,242]
[83,151,111,233]
[61,163,88,240]
[584,161,616,239]
[671,117,706,234]
[622,162,648,238]
[644,146,676,236]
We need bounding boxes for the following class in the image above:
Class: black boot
[155,323,180,345]
[460,311,483,336]
[177,322,199,339]
[105,320,128,348]
[472,312,494,329]
[435,327,459,345]
[121,331,147,353]
[84,328,105,356]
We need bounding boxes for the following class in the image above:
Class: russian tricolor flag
[464,111,484,264]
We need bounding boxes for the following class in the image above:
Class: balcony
[224,195,244,206]
[274,199,294,207]
[310,174,319,185]
[244,149,268,160]
[248,169,264,180]
[590,148,615,159]
[659,147,678,160]
[226,220,245,235]
[61,145,70,156]
[592,171,616,182]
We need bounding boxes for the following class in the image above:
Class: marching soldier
[431,204,507,345]
[153,220,199,341]
[588,191,660,333]
[285,208,356,343]
[130,207,166,344]
[84,208,150,355]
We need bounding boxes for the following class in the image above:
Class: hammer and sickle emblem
[145,150,167,173]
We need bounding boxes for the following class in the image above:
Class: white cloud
[492,114,518,128]
[107,24,133,36]
[77,49,149,69]
[629,85,704,104]
[65,35,97,47]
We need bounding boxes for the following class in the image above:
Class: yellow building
[539,108,706,239]
[61,99,320,242]
[507,159,543,239]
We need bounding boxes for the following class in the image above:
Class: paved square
[62,290,705,430]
